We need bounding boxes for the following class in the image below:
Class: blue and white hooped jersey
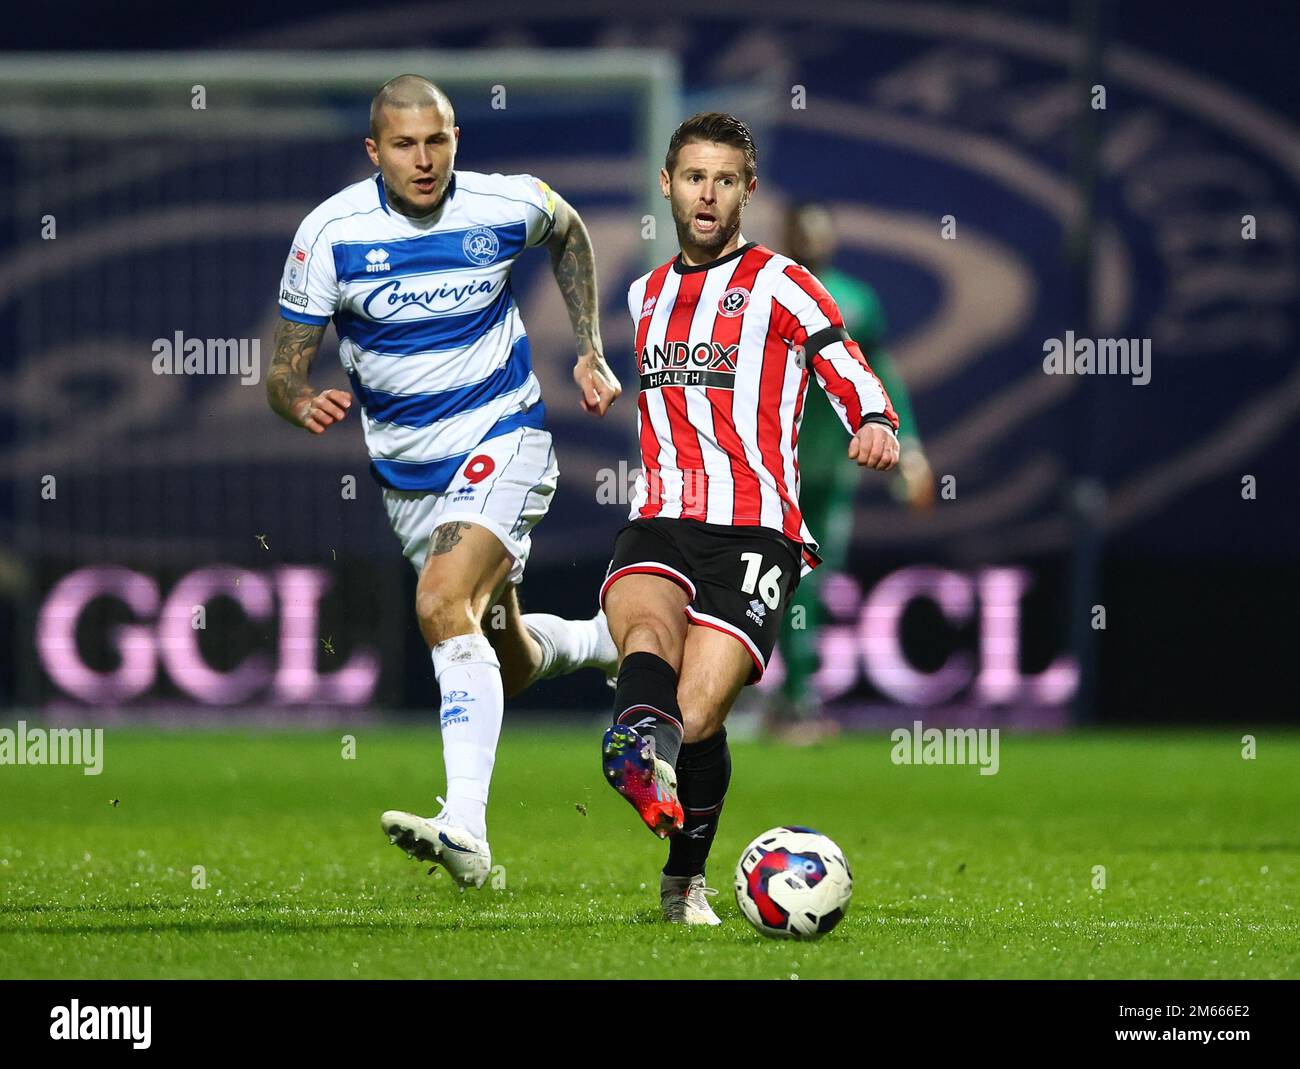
[278,170,557,491]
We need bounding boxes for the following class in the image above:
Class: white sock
[430,633,503,841]
[523,612,618,680]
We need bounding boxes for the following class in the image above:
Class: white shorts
[382,427,559,585]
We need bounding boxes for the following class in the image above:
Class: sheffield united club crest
[718,286,750,317]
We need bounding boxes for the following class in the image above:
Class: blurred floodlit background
[1,1,1296,730]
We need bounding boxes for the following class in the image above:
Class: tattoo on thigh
[429,522,471,557]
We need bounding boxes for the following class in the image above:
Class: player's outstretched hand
[574,350,621,417]
[848,422,900,470]
[293,388,352,434]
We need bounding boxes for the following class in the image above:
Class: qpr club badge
[718,286,750,317]
[462,226,500,265]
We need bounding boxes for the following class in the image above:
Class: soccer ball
[734,826,852,939]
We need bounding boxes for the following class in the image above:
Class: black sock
[612,651,684,769]
[664,728,731,879]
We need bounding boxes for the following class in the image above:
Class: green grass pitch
[2,727,1297,979]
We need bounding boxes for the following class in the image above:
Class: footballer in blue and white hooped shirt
[268,75,622,884]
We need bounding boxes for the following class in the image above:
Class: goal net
[0,50,680,712]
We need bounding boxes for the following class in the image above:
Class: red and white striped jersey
[625,238,898,569]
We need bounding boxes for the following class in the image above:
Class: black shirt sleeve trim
[802,325,851,361]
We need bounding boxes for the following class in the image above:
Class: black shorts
[601,517,803,684]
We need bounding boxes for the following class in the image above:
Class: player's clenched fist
[293,388,353,434]
[848,422,900,470]
[573,350,622,417]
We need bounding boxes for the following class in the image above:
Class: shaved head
[369,74,455,139]
[365,75,459,218]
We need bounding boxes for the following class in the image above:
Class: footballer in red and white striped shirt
[626,230,899,549]
[598,115,899,917]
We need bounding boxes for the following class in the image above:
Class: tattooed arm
[266,317,352,434]
[544,194,621,416]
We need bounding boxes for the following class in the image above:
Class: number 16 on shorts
[740,551,784,612]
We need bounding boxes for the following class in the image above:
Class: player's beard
[672,199,741,258]
[385,172,449,219]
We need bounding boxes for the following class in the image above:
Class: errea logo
[746,598,767,627]
[440,704,469,726]
[365,248,391,273]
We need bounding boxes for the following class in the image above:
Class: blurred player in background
[266,75,622,889]
[769,203,935,743]
[597,114,898,924]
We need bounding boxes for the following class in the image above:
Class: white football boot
[381,800,491,889]
[660,873,723,926]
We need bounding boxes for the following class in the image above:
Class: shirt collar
[673,235,755,274]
